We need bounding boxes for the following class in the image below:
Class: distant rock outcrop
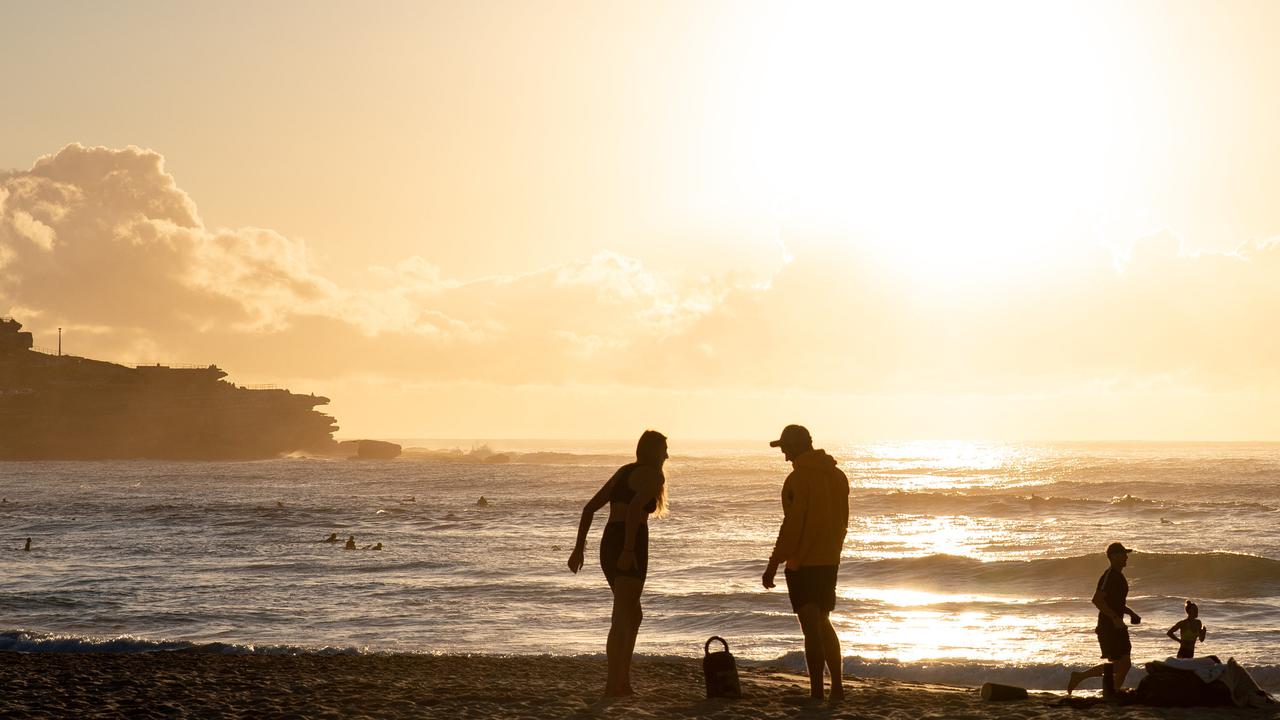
[336,439,402,460]
[0,317,339,460]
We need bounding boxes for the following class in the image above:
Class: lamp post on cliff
[58,327,61,356]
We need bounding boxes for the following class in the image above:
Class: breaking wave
[844,552,1280,598]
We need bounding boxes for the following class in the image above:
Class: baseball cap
[769,424,812,448]
[1106,542,1134,557]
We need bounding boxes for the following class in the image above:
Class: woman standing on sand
[567,430,669,697]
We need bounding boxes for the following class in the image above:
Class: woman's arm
[617,466,662,571]
[567,474,617,573]
[1167,620,1183,642]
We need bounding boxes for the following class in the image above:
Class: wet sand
[2,652,1275,719]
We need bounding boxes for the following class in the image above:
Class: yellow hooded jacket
[769,448,849,569]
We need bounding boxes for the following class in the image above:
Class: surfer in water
[344,535,357,550]
[322,533,339,543]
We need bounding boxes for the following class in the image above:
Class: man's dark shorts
[1096,621,1131,661]
[784,565,838,614]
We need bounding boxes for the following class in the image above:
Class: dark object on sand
[980,683,1027,701]
[1137,667,1231,707]
[1137,659,1234,707]
[702,636,741,699]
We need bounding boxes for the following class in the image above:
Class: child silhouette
[1166,600,1207,658]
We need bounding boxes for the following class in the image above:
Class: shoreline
[4,651,1272,719]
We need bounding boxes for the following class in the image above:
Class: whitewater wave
[843,551,1280,598]
[853,490,1277,518]
[0,630,364,655]
[399,448,633,466]
[752,652,1280,691]
[10,630,1276,692]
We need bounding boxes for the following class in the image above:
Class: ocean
[4,441,1280,691]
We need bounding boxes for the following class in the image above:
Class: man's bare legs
[796,603,843,700]
[1067,658,1131,695]
[606,576,644,696]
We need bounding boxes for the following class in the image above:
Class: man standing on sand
[1068,542,1141,695]
[761,425,850,701]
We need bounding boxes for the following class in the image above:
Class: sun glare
[837,608,1057,663]
[728,2,1122,279]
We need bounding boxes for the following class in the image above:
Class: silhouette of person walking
[567,430,668,697]
[1069,542,1141,695]
[761,425,849,701]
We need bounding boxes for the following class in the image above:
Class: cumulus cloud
[0,144,330,332]
[0,144,770,381]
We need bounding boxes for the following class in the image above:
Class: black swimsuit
[599,463,657,587]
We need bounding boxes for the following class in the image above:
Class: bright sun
[715,1,1132,279]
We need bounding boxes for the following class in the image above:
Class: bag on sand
[703,636,742,699]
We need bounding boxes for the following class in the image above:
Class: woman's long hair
[636,429,669,518]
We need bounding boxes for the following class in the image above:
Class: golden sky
[3,1,1279,440]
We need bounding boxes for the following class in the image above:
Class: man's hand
[1128,611,1141,626]
[762,561,778,589]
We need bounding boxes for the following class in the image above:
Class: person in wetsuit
[567,430,668,697]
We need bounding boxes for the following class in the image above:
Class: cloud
[0,144,328,332]
[4,143,1280,433]
[0,144,774,383]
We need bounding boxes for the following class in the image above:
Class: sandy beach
[1,652,1275,720]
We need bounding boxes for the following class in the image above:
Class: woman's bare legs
[606,576,644,696]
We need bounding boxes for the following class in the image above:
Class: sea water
[3,441,1280,691]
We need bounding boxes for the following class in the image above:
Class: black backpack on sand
[703,636,742,699]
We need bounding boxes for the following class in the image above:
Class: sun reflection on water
[849,514,1022,561]
[842,440,1043,491]
[833,607,1059,664]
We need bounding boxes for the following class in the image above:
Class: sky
[2,0,1280,441]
